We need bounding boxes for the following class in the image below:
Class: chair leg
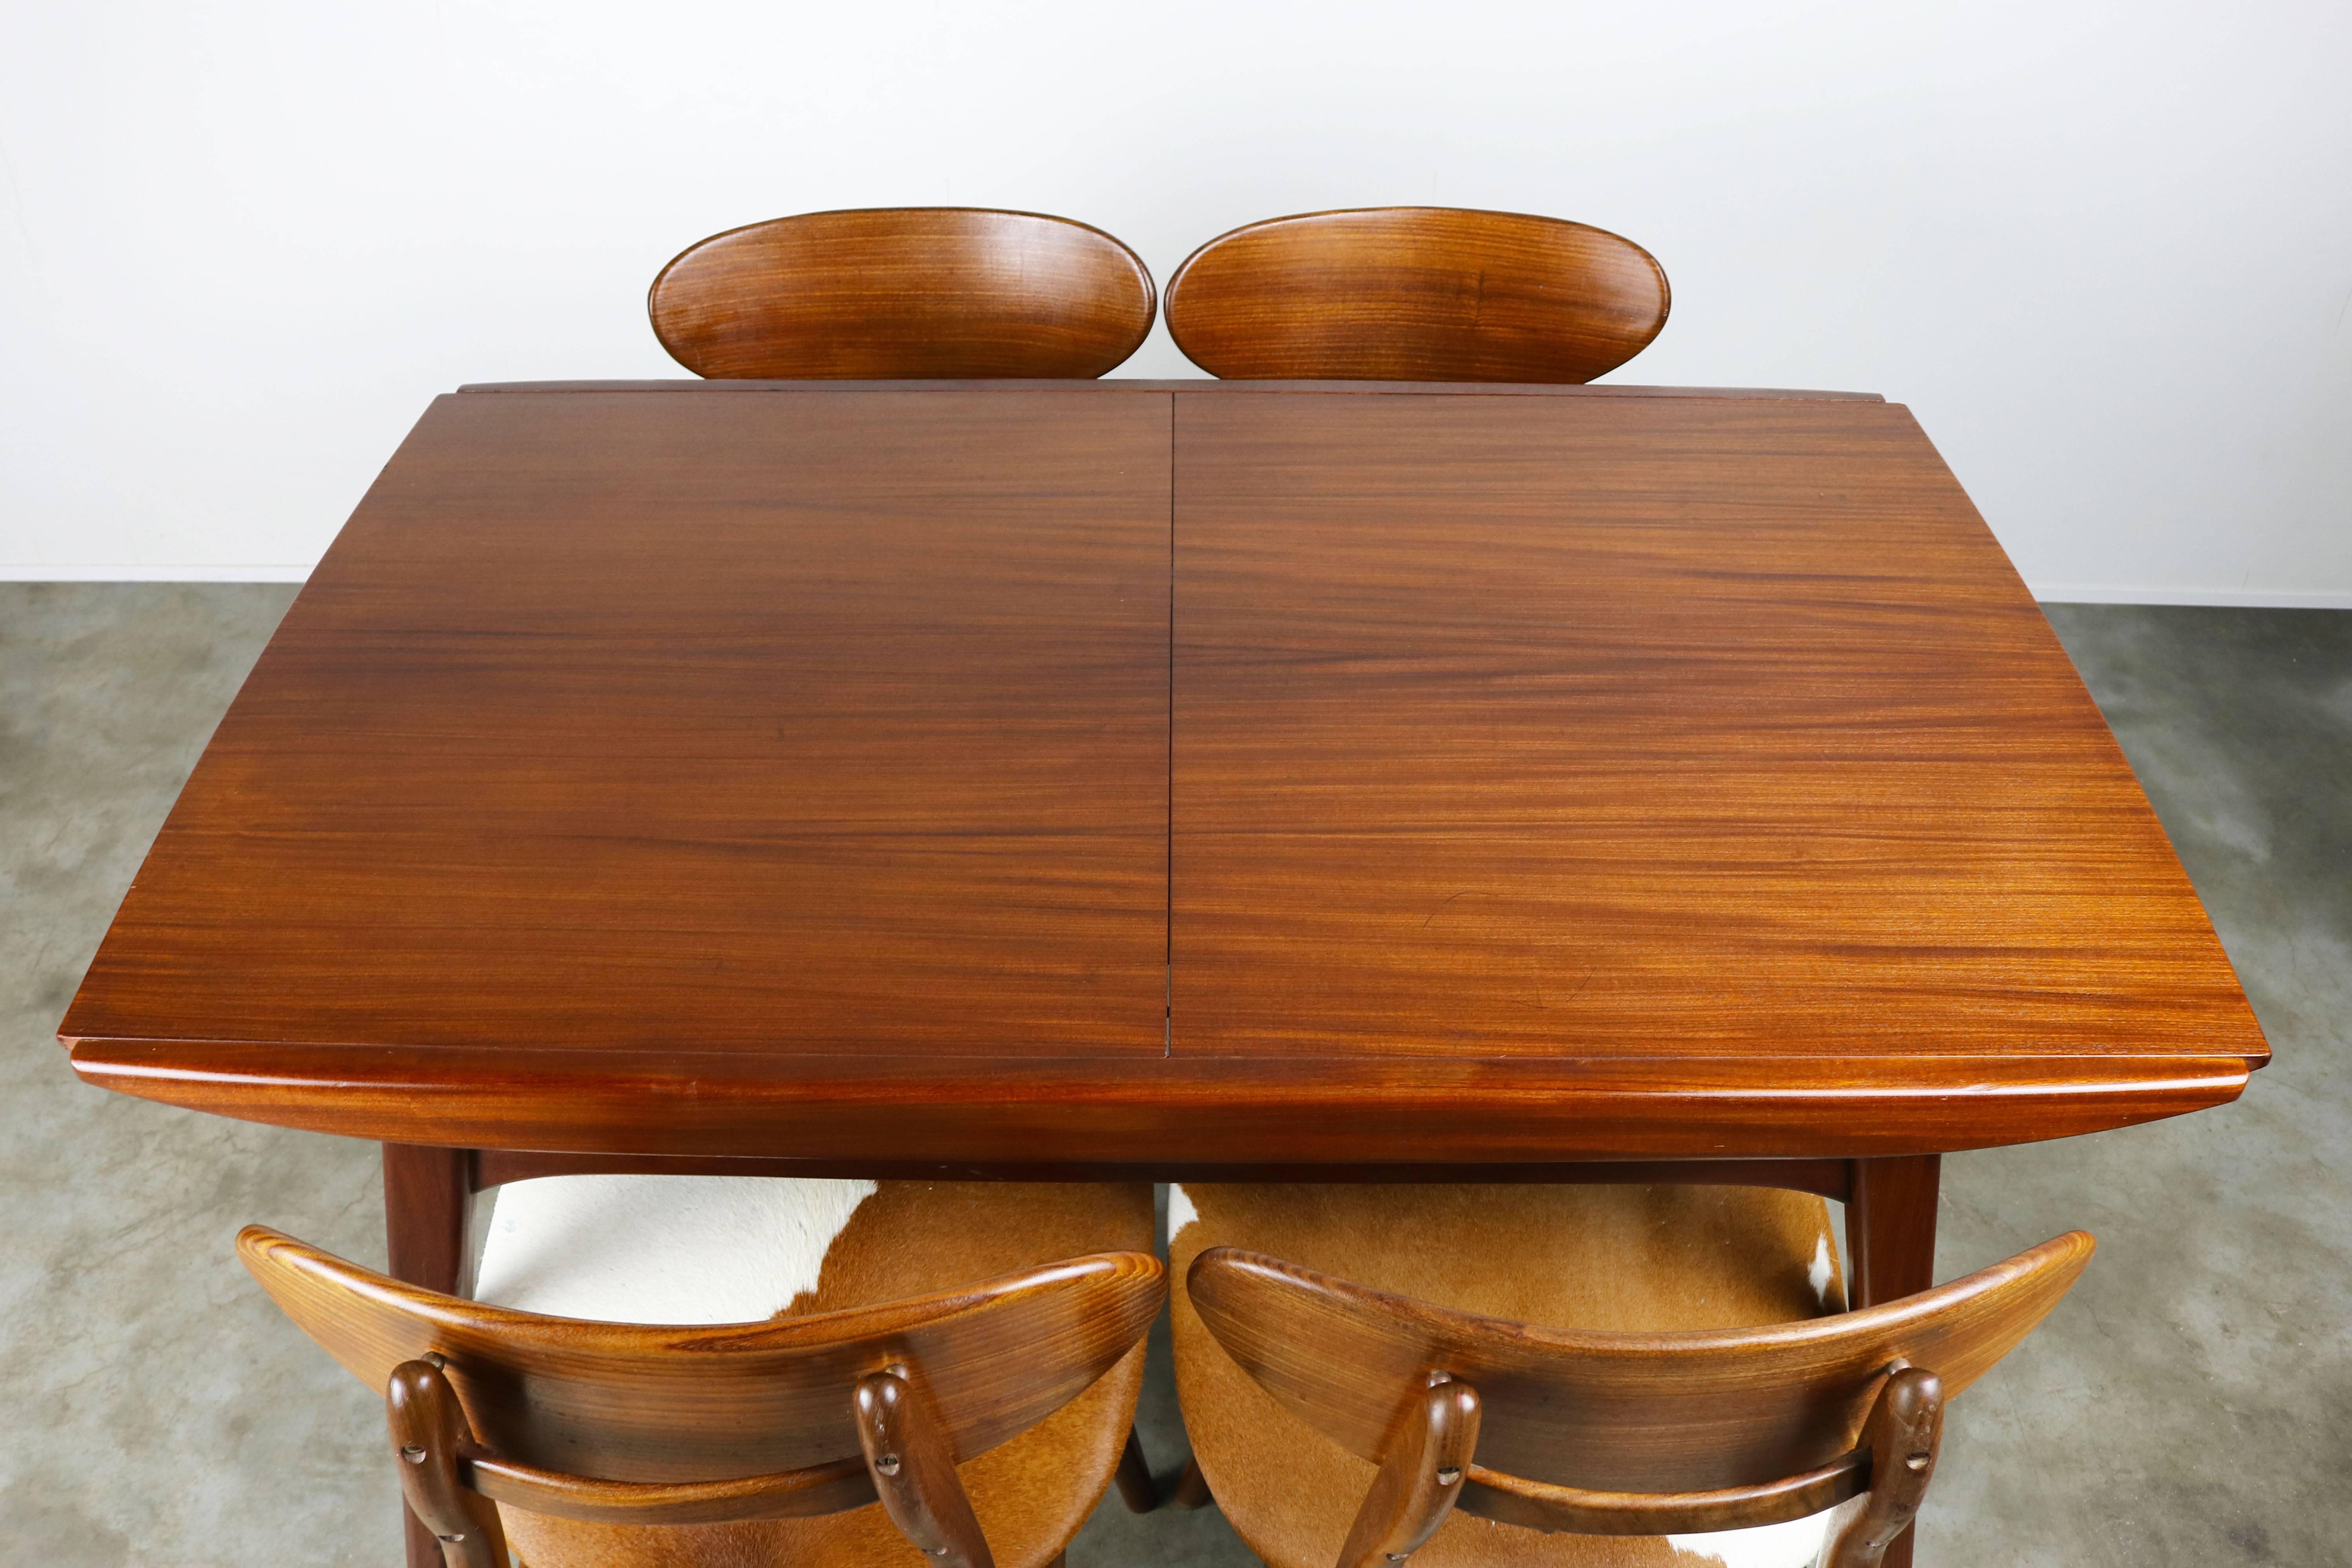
[1847,1155,1940,1568]
[385,1143,479,1568]
[1169,1455,1213,1510]
[1114,1426,1158,1512]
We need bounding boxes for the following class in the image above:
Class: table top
[62,380,2267,1165]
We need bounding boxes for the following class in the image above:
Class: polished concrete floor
[3,584,2345,1566]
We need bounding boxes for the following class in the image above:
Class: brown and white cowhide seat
[473,1174,1155,1568]
[1169,1183,1851,1568]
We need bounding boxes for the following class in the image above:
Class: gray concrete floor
[2,584,2345,1566]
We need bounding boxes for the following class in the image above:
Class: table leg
[384,1144,479,1568]
[1846,1154,1940,1568]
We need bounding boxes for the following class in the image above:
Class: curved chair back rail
[1185,1230,2091,1515]
[648,207,1158,380]
[238,1225,1164,1498]
[1162,206,1670,383]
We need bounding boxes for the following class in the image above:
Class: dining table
[60,377,2269,1568]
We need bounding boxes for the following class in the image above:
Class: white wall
[2,0,2347,600]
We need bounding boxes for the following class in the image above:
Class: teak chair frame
[1183,1232,2093,1568]
[648,205,1159,380]
[241,1227,1166,1568]
[1162,205,1671,384]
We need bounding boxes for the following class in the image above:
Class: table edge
[66,1036,2254,1161]
[453,378,1888,401]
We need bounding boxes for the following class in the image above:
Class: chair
[648,207,1157,379]
[1162,207,1670,383]
[241,1178,1165,1568]
[1167,1183,2091,1568]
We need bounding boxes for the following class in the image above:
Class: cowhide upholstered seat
[460,1173,1158,1568]
[1169,1183,1855,1568]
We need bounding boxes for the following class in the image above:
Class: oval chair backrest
[1163,207,1670,383]
[1186,1231,2091,1495]
[648,207,1158,380]
[239,1226,1164,1485]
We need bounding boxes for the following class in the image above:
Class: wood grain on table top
[1172,394,2264,1069]
[64,390,1172,1059]
[60,383,2265,1161]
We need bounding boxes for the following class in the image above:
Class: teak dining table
[62,379,2266,1568]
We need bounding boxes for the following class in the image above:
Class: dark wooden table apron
[61,380,2265,1566]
